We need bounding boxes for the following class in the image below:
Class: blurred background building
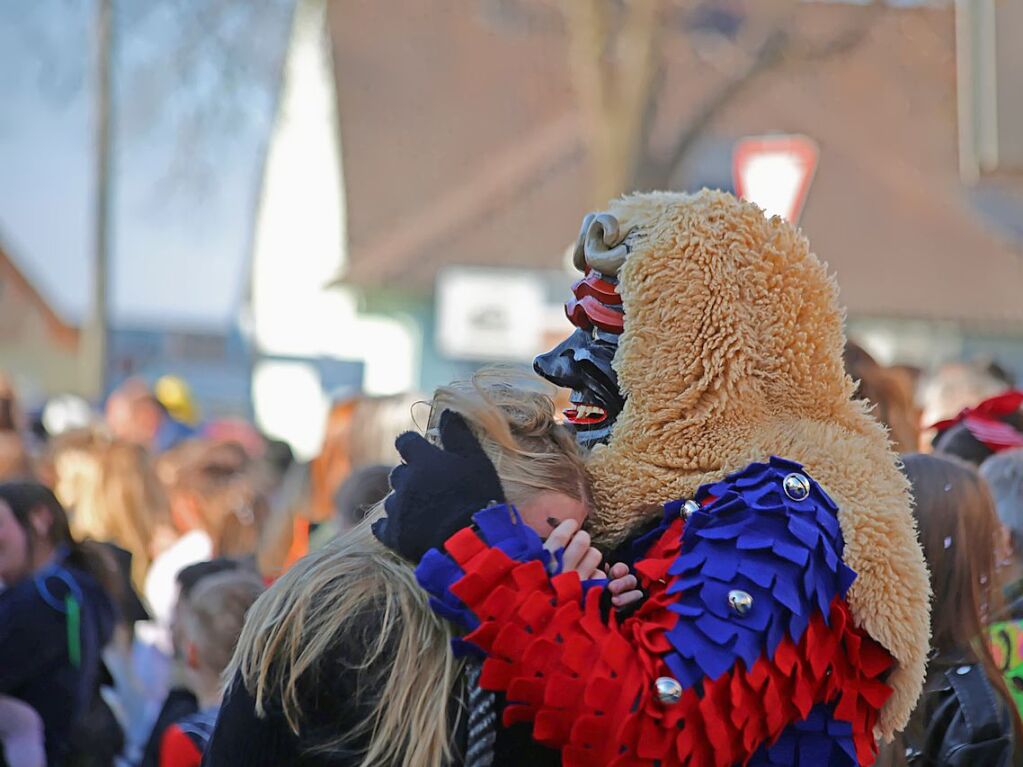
[0,0,1021,457]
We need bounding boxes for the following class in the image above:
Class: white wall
[249,0,417,459]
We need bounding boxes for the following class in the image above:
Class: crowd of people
[2,194,1023,767]
[2,358,1022,767]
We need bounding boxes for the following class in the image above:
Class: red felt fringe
[447,518,894,767]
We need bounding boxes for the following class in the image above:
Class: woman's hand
[544,519,605,581]
[606,562,644,609]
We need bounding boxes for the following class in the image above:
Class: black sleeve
[203,606,397,767]
[203,672,303,767]
[0,581,67,694]
[924,665,1015,767]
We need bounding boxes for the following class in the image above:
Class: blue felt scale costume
[415,458,894,767]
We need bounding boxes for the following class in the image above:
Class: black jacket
[0,554,116,766]
[886,656,1015,767]
[203,606,560,766]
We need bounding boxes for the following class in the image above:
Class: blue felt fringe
[662,456,856,687]
[747,703,858,766]
[415,503,599,656]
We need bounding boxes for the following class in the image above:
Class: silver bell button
[728,589,753,616]
[653,676,682,705]
[681,499,700,521]
[782,472,811,501]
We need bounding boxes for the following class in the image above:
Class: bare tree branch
[639,0,885,190]
[638,26,788,190]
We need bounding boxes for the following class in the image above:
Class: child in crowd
[139,557,245,767]
[159,569,264,767]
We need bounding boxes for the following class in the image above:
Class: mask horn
[584,213,628,277]
[572,212,596,272]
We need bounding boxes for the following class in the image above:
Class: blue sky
[0,1,286,329]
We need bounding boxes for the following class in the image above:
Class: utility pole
[82,0,113,399]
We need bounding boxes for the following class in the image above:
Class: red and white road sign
[732,135,819,223]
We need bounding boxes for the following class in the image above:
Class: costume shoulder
[415,457,892,767]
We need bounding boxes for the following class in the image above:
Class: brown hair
[0,481,118,596]
[901,453,1022,731]
[160,440,268,558]
[0,433,34,481]
[0,373,20,432]
[844,342,920,453]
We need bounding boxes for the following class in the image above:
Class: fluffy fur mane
[585,189,930,738]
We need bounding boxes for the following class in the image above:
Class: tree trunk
[83,0,114,398]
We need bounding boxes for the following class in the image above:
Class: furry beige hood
[584,190,930,738]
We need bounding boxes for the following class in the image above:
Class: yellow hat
[155,375,199,425]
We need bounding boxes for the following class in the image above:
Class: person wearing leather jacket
[878,454,1020,767]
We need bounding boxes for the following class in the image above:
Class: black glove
[372,410,506,562]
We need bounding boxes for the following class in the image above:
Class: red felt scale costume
[416,459,894,767]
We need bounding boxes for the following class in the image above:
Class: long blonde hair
[231,518,461,765]
[229,371,588,766]
[68,439,171,590]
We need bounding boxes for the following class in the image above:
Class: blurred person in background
[0,695,45,767]
[981,448,1023,715]
[920,360,1013,434]
[146,440,268,633]
[157,569,263,767]
[69,439,175,593]
[139,558,244,767]
[308,392,419,525]
[154,376,200,429]
[0,481,117,766]
[0,373,23,434]
[52,435,173,760]
[878,454,1020,766]
[0,375,35,484]
[932,390,1023,466]
[335,464,391,534]
[0,432,34,482]
[106,378,195,454]
[204,374,632,767]
[308,463,392,549]
[844,341,921,453]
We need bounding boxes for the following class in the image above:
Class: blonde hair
[183,569,265,676]
[231,519,461,765]
[230,371,586,766]
[428,368,590,510]
[69,439,171,591]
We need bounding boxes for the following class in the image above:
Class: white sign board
[733,135,819,223]
[437,267,546,362]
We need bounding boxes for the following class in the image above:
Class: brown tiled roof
[707,7,1023,329]
[330,2,1023,329]
[0,239,80,348]
[328,0,585,286]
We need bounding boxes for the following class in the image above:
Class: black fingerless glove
[372,410,506,563]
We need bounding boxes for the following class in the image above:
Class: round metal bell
[782,472,811,501]
[681,499,700,521]
[728,589,753,616]
[653,676,682,705]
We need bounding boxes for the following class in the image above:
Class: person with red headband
[932,390,1023,466]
